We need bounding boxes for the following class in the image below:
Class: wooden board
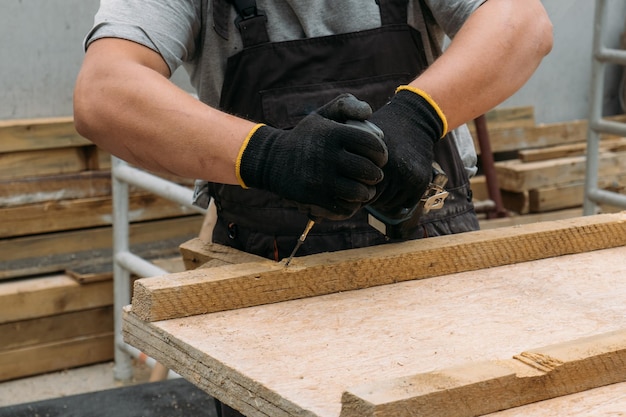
[469,175,489,202]
[0,333,113,382]
[179,238,268,271]
[0,192,198,238]
[0,169,195,208]
[340,330,626,417]
[0,117,90,153]
[0,171,112,207]
[0,215,203,280]
[468,107,535,154]
[478,114,626,155]
[130,213,626,322]
[517,136,626,162]
[123,244,626,417]
[495,151,626,192]
[487,382,626,416]
[478,208,583,230]
[0,274,113,324]
[0,307,113,351]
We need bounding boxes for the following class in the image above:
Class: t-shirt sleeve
[424,0,486,38]
[83,0,200,76]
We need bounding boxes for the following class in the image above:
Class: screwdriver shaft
[284,219,315,266]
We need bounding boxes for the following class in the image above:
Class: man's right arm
[73,39,389,220]
[73,38,254,184]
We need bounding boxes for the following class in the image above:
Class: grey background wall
[500,0,626,123]
[1,0,625,123]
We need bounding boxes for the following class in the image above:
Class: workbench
[123,213,626,417]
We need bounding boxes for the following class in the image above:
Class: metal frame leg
[584,0,626,214]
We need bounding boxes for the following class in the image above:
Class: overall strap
[376,0,410,25]
[231,0,270,46]
[212,0,270,45]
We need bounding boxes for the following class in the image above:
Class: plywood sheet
[124,245,626,417]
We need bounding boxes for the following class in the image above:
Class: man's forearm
[74,39,254,184]
[411,0,553,131]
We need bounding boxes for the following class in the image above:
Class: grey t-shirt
[85,0,484,196]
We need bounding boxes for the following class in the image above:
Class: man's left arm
[413,0,553,131]
[367,0,552,214]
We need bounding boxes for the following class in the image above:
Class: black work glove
[368,86,447,216]
[236,94,388,220]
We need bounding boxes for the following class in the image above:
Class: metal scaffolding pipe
[591,119,626,137]
[584,0,626,215]
[115,250,169,278]
[112,157,134,381]
[596,47,626,65]
[587,188,626,208]
[113,163,206,214]
[111,156,204,382]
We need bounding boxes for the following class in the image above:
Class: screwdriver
[284,218,315,266]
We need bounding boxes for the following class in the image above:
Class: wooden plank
[0,274,113,324]
[131,213,626,322]
[0,170,193,208]
[475,114,626,155]
[519,142,588,162]
[495,151,626,192]
[469,175,489,202]
[0,117,90,153]
[0,306,113,351]
[501,190,529,214]
[469,107,535,155]
[179,238,268,271]
[479,208,583,230]
[0,170,111,207]
[95,148,112,170]
[529,184,584,212]
[0,147,91,180]
[340,330,626,417]
[0,192,197,238]
[518,137,626,163]
[0,333,113,382]
[488,382,626,416]
[0,215,203,280]
[122,246,626,417]
[66,263,113,284]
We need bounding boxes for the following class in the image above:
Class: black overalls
[209,0,479,263]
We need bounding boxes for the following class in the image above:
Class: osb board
[487,382,626,416]
[124,245,626,417]
[340,330,626,417]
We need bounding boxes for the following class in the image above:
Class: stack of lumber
[0,117,203,381]
[470,107,626,217]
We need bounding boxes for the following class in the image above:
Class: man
[74,1,551,414]
[75,0,552,260]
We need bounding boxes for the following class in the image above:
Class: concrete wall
[500,0,626,123]
[1,0,625,123]
[0,0,191,121]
